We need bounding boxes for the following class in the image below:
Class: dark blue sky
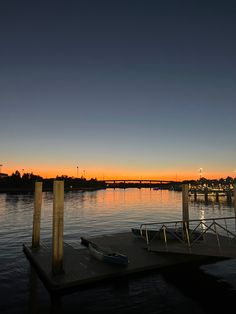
[1,0,235,179]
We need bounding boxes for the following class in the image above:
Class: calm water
[0,188,236,314]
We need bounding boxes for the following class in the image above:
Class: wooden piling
[32,182,42,248]
[182,184,189,231]
[226,190,232,203]
[234,184,236,230]
[204,187,208,203]
[52,180,64,275]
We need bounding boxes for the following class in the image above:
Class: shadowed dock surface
[148,232,236,257]
[23,231,233,293]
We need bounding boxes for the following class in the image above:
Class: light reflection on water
[0,188,235,314]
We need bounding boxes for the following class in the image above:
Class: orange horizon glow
[3,165,235,181]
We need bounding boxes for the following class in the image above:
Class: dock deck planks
[23,231,235,293]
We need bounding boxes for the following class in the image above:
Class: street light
[199,168,203,179]
[77,166,79,178]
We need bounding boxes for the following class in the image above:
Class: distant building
[0,173,8,178]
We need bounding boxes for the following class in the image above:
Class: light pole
[199,168,203,179]
[77,166,79,178]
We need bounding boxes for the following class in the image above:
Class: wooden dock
[23,231,230,294]
[23,182,236,294]
[148,232,236,257]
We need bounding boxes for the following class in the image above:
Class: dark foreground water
[0,189,236,314]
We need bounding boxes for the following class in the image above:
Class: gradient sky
[0,0,235,180]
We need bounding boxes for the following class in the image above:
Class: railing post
[213,219,222,255]
[145,226,150,251]
[163,225,168,251]
[182,184,189,237]
[52,180,64,275]
[32,181,43,248]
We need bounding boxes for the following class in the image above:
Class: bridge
[104,179,181,189]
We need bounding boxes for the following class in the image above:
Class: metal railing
[138,216,236,252]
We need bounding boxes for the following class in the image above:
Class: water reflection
[190,194,234,221]
[28,267,39,314]
[199,209,207,231]
[28,265,62,314]
[1,189,235,314]
[190,193,234,207]
[1,189,234,240]
[26,268,206,314]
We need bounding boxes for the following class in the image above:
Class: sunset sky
[1,0,235,180]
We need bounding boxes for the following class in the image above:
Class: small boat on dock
[80,237,129,266]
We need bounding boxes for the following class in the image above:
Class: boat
[80,237,129,266]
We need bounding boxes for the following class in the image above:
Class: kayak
[80,237,129,266]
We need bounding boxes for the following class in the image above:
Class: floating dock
[23,182,236,294]
[23,231,228,294]
[148,232,236,257]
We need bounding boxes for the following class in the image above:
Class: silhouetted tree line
[0,171,235,192]
[0,171,106,192]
